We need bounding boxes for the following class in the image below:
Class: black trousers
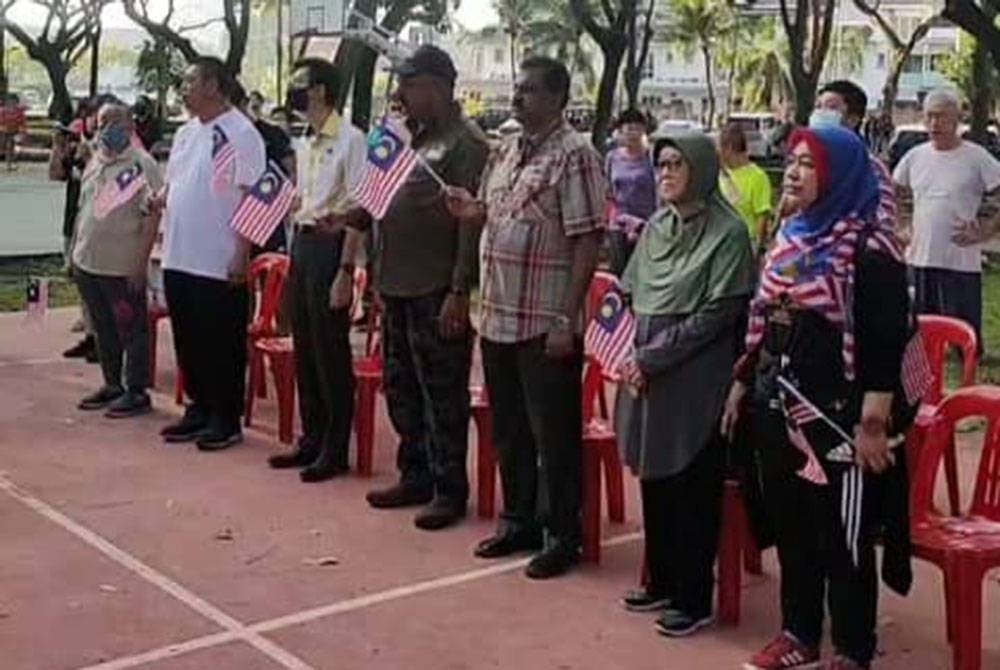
[75,269,149,391]
[753,407,879,665]
[289,231,354,464]
[641,440,724,618]
[481,336,583,547]
[382,290,472,502]
[164,269,249,430]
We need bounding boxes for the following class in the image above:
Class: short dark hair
[229,80,249,108]
[616,108,647,128]
[520,56,571,109]
[192,56,234,99]
[819,80,868,121]
[292,58,342,107]
[719,122,748,153]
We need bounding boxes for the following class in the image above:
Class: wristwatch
[552,314,573,331]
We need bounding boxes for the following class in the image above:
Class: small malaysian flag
[352,117,419,220]
[901,331,934,405]
[229,161,297,246]
[92,163,147,219]
[783,398,830,486]
[25,277,48,322]
[584,283,636,376]
[211,124,236,191]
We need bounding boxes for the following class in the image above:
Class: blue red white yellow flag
[352,117,419,220]
[229,161,297,246]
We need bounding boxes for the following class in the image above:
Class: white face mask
[809,108,843,129]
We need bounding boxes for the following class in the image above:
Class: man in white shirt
[151,57,266,450]
[894,88,1000,350]
[265,58,368,482]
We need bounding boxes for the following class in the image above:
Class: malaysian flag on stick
[211,124,236,191]
[92,163,147,219]
[25,277,48,322]
[584,283,636,377]
[352,117,420,220]
[229,161,297,246]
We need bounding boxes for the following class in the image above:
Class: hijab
[623,132,755,316]
[745,126,902,380]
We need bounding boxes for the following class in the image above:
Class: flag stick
[776,375,905,450]
[416,152,448,190]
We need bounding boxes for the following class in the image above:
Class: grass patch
[0,255,78,313]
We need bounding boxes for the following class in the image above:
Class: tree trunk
[276,0,284,100]
[46,59,72,122]
[624,10,638,109]
[350,47,378,130]
[89,25,100,98]
[971,33,993,144]
[882,52,904,117]
[509,32,518,98]
[0,5,7,97]
[592,43,626,149]
[701,43,715,130]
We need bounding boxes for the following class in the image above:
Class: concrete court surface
[1,308,999,670]
[0,166,64,257]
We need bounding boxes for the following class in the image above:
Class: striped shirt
[479,122,608,343]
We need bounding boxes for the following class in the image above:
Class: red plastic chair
[250,337,296,444]
[244,253,291,428]
[911,385,1000,670]
[906,315,978,516]
[470,384,496,518]
[352,272,382,476]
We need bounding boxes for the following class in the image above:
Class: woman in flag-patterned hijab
[723,126,912,670]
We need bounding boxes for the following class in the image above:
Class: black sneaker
[105,390,152,418]
[654,610,713,638]
[525,544,580,580]
[161,405,209,443]
[63,336,95,359]
[78,386,124,411]
[196,424,244,452]
[268,439,319,469]
[621,589,672,612]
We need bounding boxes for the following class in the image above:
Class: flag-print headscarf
[744,126,901,380]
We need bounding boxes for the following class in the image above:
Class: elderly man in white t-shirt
[894,89,1000,352]
[148,57,266,450]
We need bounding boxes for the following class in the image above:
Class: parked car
[726,112,780,160]
[652,118,704,139]
[887,124,929,170]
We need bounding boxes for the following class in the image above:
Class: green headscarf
[623,132,755,316]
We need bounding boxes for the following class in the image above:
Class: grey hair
[923,89,961,113]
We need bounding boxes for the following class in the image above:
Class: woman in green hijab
[616,132,755,637]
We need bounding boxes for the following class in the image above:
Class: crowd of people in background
[47,38,1000,668]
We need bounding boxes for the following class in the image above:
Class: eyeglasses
[657,157,686,171]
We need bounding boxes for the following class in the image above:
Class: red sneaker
[744,632,821,669]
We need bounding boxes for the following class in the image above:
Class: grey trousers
[75,269,149,391]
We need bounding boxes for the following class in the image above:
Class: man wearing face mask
[71,103,163,417]
[264,59,369,482]
[806,80,897,238]
[345,45,489,530]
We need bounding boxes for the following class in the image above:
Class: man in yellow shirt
[718,123,773,251]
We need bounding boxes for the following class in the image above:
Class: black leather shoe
[78,385,124,411]
[196,424,244,451]
[161,406,208,442]
[63,336,95,359]
[366,481,433,509]
[474,530,544,559]
[268,439,319,469]
[300,450,349,483]
[414,497,467,531]
[105,390,152,418]
[525,544,580,580]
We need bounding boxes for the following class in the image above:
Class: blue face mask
[809,108,843,130]
[99,123,130,154]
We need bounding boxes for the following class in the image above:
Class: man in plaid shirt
[446,56,607,579]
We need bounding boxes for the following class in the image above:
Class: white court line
[0,474,315,670]
[0,356,66,368]
[78,531,644,670]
